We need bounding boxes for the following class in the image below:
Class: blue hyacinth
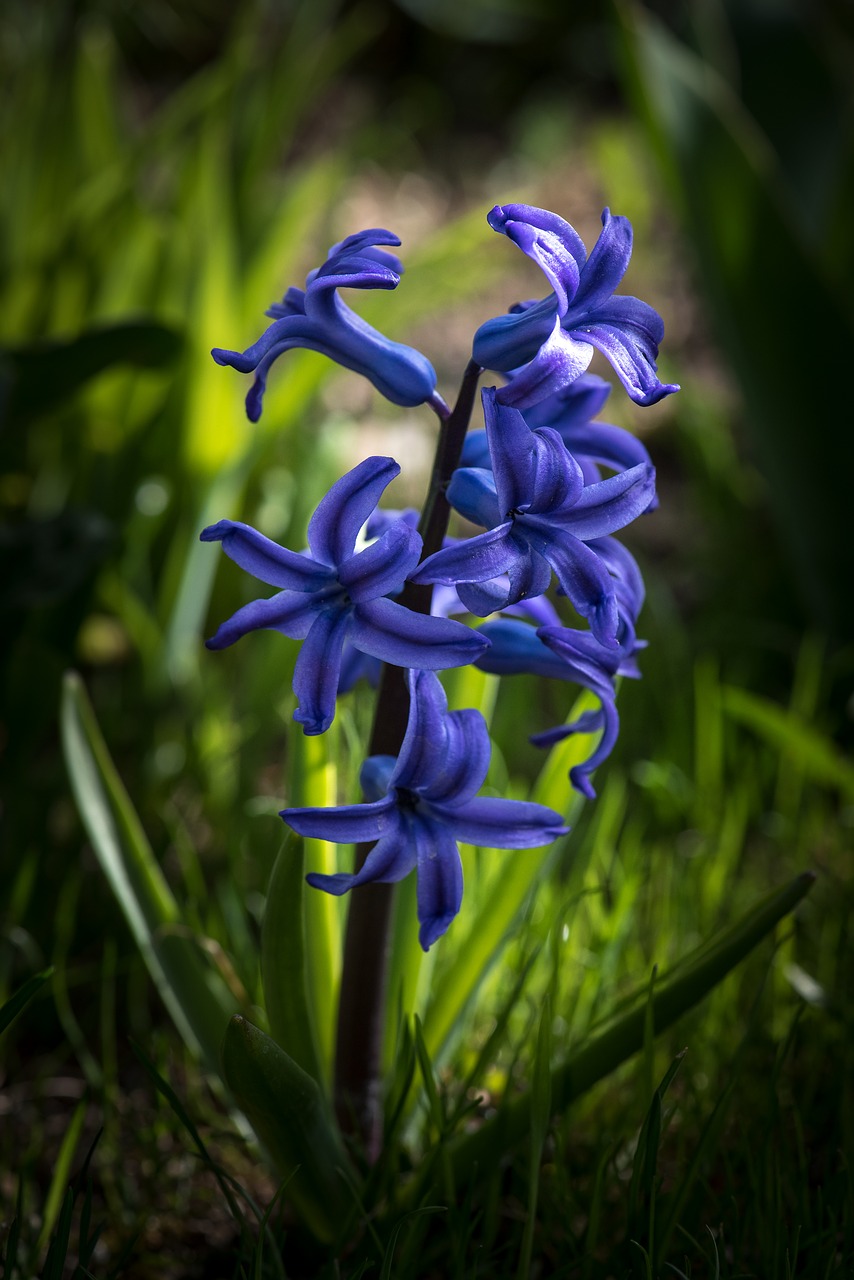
[204,200,677,945]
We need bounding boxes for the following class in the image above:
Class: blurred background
[1,0,853,1273]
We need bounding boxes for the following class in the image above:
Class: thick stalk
[333,361,483,1155]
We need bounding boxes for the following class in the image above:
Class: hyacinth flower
[201,456,488,735]
[212,229,438,421]
[461,372,656,495]
[281,668,568,949]
[475,616,620,799]
[473,536,646,797]
[472,205,679,409]
[411,388,656,648]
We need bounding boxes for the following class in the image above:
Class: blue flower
[281,668,568,949]
[411,389,656,648]
[461,372,656,497]
[201,456,488,735]
[212,230,437,420]
[472,205,679,409]
[473,537,646,798]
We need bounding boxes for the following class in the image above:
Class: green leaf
[616,2,854,635]
[0,967,53,1038]
[220,1016,356,1246]
[287,720,343,1085]
[408,872,814,1198]
[516,994,552,1280]
[36,1099,87,1256]
[261,834,324,1085]
[722,684,854,800]
[60,671,239,1071]
[628,1051,685,1249]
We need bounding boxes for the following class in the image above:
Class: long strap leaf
[220,1015,356,1246]
[60,671,239,1071]
[406,872,814,1199]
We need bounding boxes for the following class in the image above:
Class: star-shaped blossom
[410,389,656,649]
[201,457,488,735]
[473,537,646,797]
[472,205,679,409]
[475,616,620,799]
[212,230,437,421]
[281,669,568,949]
[461,372,655,495]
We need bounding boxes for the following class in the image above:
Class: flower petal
[474,618,578,679]
[359,754,397,801]
[487,204,587,312]
[414,816,464,950]
[351,598,490,669]
[524,372,612,431]
[459,429,491,470]
[438,795,567,847]
[506,541,553,605]
[410,523,519,588]
[391,668,449,792]
[417,708,491,805]
[281,795,396,844]
[482,388,537,513]
[445,467,502,530]
[495,315,594,411]
[200,519,332,590]
[577,296,679,406]
[553,418,653,477]
[338,521,422,602]
[555,463,656,539]
[589,535,645,617]
[455,578,513,615]
[205,590,319,650]
[471,295,557,374]
[292,606,352,735]
[570,208,632,313]
[306,823,416,896]
[306,252,401,300]
[532,529,619,648]
[307,456,400,567]
[527,427,585,515]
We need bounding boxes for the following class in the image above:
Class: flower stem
[333,360,483,1156]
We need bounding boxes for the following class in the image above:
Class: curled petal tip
[419,913,456,951]
[638,380,680,406]
[294,713,334,737]
[199,520,230,543]
[569,766,597,799]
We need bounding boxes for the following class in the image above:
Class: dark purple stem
[333,360,483,1155]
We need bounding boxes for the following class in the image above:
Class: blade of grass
[289,719,343,1084]
[722,684,854,800]
[35,1098,87,1256]
[220,1015,357,1247]
[261,834,324,1086]
[61,671,240,1070]
[516,993,552,1280]
[130,1039,248,1230]
[0,967,53,1037]
[404,872,815,1200]
[42,1186,75,1280]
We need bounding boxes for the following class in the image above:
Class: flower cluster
[203,203,677,946]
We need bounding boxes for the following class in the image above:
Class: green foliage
[3,4,852,1276]
[616,0,854,638]
[60,671,242,1072]
[220,1016,356,1246]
